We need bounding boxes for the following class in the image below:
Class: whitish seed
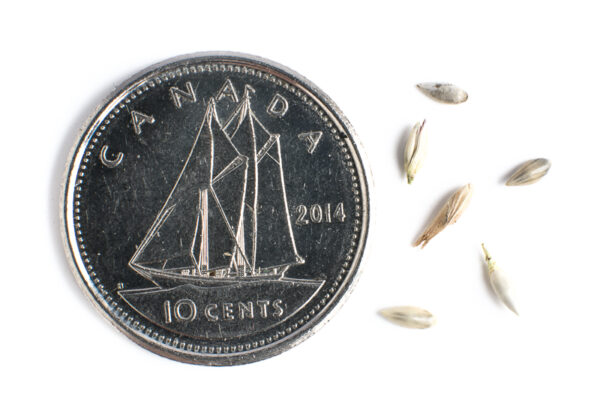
[414,184,473,248]
[506,158,551,186]
[481,244,518,315]
[379,306,436,329]
[404,119,427,184]
[416,82,468,104]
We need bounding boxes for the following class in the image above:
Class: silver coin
[62,53,370,365]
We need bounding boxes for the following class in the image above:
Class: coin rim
[60,52,372,365]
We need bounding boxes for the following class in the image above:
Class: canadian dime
[62,53,370,365]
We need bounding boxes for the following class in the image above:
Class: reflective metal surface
[62,53,370,365]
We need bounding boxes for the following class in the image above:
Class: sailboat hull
[132,264,291,288]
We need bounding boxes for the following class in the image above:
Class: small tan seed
[414,184,473,248]
[482,244,518,315]
[416,82,468,104]
[404,119,427,184]
[506,158,551,186]
[379,306,436,329]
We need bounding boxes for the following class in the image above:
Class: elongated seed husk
[379,306,436,329]
[414,184,473,248]
[506,158,551,186]
[404,120,427,184]
[481,244,518,315]
[416,83,468,104]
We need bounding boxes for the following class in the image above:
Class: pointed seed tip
[481,243,491,259]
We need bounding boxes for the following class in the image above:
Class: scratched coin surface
[62,53,370,365]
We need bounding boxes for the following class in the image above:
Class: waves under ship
[129,92,304,288]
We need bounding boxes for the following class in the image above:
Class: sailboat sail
[255,131,301,271]
[129,89,303,285]
[222,95,303,273]
[131,99,247,273]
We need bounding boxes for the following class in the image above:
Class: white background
[2,1,599,399]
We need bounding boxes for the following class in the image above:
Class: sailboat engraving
[129,89,305,288]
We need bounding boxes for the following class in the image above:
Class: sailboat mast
[196,188,210,274]
[190,99,216,275]
[247,109,259,275]
[226,91,259,277]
